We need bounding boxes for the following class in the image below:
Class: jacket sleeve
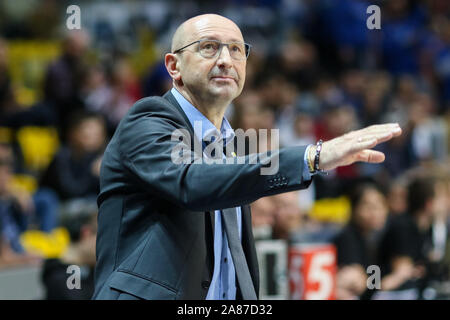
[118,98,312,211]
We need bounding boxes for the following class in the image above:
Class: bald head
[171,14,244,52]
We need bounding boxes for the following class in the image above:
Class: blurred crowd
[0,0,449,299]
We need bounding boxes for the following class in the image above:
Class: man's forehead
[186,15,244,42]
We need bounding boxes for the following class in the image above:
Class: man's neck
[174,85,228,130]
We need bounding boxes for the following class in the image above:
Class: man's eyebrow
[199,36,245,43]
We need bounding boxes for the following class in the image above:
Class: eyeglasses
[173,39,251,61]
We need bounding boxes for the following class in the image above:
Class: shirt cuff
[302,144,313,181]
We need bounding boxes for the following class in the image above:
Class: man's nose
[216,45,233,68]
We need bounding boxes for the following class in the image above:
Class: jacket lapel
[204,211,215,280]
[163,90,195,136]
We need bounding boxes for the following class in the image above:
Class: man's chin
[210,86,239,101]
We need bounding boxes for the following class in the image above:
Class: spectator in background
[340,69,366,117]
[271,191,304,241]
[360,72,391,127]
[0,143,30,253]
[264,75,304,147]
[291,110,316,147]
[0,36,59,128]
[409,93,448,163]
[318,0,371,69]
[277,38,320,91]
[259,74,298,117]
[232,91,268,132]
[377,131,416,179]
[0,37,14,119]
[377,76,419,178]
[83,58,141,132]
[333,182,389,300]
[81,64,116,135]
[314,103,359,199]
[0,144,41,267]
[142,60,172,98]
[240,50,263,90]
[104,58,142,129]
[278,92,319,148]
[41,209,97,300]
[378,176,439,297]
[314,76,345,109]
[82,65,112,116]
[231,91,276,154]
[425,170,450,290]
[251,196,276,241]
[0,143,58,234]
[43,30,90,133]
[386,178,408,216]
[384,75,418,127]
[40,111,106,203]
[0,37,43,128]
[431,15,450,110]
[271,191,332,243]
[316,103,359,180]
[381,0,428,75]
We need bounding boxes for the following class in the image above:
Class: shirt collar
[171,87,235,146]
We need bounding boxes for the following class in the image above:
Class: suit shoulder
[115,95,184,131]
[115,95,189,141]
[130,96,177,115]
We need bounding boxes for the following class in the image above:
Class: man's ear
[165,53,182,82]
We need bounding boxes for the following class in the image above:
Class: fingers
[361,131,393,145]
[371,123,402,137]
[353,123,402,138]
[355,150,385,163]
[320,123,401,170]
[353,137,378,151]
[351,123,402,152]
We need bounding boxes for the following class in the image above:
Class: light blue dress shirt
[171,88,240,299]
[170,87,311,300]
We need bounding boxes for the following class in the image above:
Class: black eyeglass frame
[172,39,252,60]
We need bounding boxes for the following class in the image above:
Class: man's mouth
[211,76,237,83]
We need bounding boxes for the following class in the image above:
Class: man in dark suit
[92,14,402,300]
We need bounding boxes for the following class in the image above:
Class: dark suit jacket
[92,91,311,300]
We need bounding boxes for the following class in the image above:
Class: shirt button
[223,293,226,298]
[224,257,228,263]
